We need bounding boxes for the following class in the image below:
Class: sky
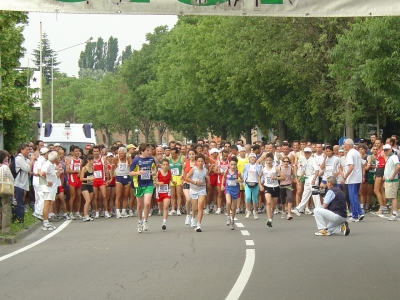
[21,13,178,76]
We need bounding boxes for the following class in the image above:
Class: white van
[37,121,97,152]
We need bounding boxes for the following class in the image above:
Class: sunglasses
[283,161,290,163]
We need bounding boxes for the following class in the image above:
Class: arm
[256,153,266,165]
[276,167,285,181]
[258,168,264,191]
[343,164,354,180]
[66,158,79,174]
[221,170,227,191]
[80,167,90,182]
[389,163,400,180]
[185,168,197,185]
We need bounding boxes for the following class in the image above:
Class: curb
[0,221,42,245]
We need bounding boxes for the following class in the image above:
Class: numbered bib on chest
[227,180,237,186]
[171,168,180,176]
[266,177,276,185]
[119,164,127,171]
[74,165,80,171]
[158,184,169,194]
[94,170,103,179]
[141,170,151,180]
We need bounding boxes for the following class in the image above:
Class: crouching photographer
[313,176,350,236]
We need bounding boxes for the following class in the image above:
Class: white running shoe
[191,218,196,228]
[116,210,122,219]
[292,208,301,217]
[215,208,221,215]
[168,210,176,216]
[143,221,149,231]
[83,216,91,222]
[245,211,251,219]
[185,215,191,225]
[389,214,399,221]
[162,221,167,230]
[305,208,312,215]
[42,223,57,231]
[148,209,153,217]
[105,211,111,218]
[129,210,134,217]
[226,217,231,225]
[195,225,202,232]
[95,212,99,219]
[157,210,162,216]
[253,211,258,220]
[274,208,279,215]
[64,214,71,220]
[176,209,182,216]
[236,208,240,214]
[133,210,138,217]
[121,211,129,218]
[137,224,143,233]
[69,212,76,220]
[205,205,210,215]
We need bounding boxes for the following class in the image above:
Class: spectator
[0,150,14,233]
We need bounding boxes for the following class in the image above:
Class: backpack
[9,156,21,179]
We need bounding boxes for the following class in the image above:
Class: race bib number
[220,166,228,172]
[266,177,276,185]
[171,168,179,176]
[158,184,169,193]
[119,164,127,171]
[94,170,102,179]
[141,170,151,180]
[74,165,80,171]
[227,180,237,186]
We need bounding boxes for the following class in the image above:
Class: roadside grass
[0,208,38,237]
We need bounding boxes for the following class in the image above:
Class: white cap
[107,152,114,157]
[54,143,61,147]
[383,144,392,150]
[304,147,312,152]
[209,148,220,155]
[238,146,246,152]
[249,153,256,158]
[40,147,49,154]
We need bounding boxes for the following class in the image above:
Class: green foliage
[32,32,60,84]
[0,11,36,151]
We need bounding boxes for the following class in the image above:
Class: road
[0,211,399,300]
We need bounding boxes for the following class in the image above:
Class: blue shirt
[130,156,155,187]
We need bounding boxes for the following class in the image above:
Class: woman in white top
[0,150,14,233]
[259,153,285,228]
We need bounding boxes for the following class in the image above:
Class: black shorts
[375,167,384,178]
[81,184,93,193]
[183,183,190,190]
[264,186,280,198]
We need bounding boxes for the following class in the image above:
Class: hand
[47,181,53,187]
[172,181,177,185]
[138,170,146,176]
[259,185,264,192]
[221,186,225,191]
[340,179,345,185]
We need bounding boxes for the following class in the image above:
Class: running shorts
[157,193,170,203]
[116,175,131,186]
[134,186,155,198]
[170,175,183,187]
[93,179,106,188]
[264,186,280,198]
[68,179,82,189]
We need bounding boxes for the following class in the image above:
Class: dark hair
[110,146,118,152]
[35,140,43,146]
[229,156,238,163]
[265,153,274,160]
[138,143,150,154]
[252,144,260,151]
[92,145,101,151]
[195,154,205,161]
[17,143,30,153]
[282,142,289,147]
[161,158,169,164]
[221,149,229,155]
[82,155,94,168]
[0,150,9,164]
[300,139,307,144]
[195,144,203,149]
[325,145,333,151]
[230,145,238,151]
[70,145,79,152]
[171,147,179,154]
[224,141,232,147]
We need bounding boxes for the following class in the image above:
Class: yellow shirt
[237,156,249,176]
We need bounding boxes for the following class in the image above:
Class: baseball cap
[238,146,246,152]
[304,147,312,152]
[54,143,61,147]
[338,147,344,152]
[249,153,257,158]
[107,152,114,157]
[85,144,93,149]
[126,144,137,149]
[209,148,220,155]
[359,138,366,143]
[383,144,392,150]
[40,147,49,154]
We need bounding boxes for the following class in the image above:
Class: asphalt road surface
[0,211,399,300]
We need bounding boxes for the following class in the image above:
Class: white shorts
[43,192,56,201]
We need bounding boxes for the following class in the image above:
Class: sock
[197,222,201,226]
[360,204,364,208]
[122,209,126,213]
[43,220,49,225]
[163,219,166,223]
[393,211,398,216]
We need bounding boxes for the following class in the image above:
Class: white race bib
[158,184,169,193]
[74,165,80,171]
[94,170,102,179]
[227,180,237,186]
[141,170,151,180]
[119,164,127,171]
[171,168,179,176]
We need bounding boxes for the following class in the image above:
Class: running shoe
[133,210,138,217]
[305,208,312,215]
[281,213,286,219]
[191,218,196,228]
[341,221,350,236]
[162,221,167,230]
[116,211,122,219]
[195,225,202,232]
[83,216,91,222]
[274,208,279,215]
[176,209,182,216]
[149,209,153,217]
[230,221,235,230]
[137,224,143,233]
[348,217,359,222]
[95,212,99,219]
[121,211,129,218]
[266,219,273,227]
[382,209,390,215]
[143,221,149,231]
[215,208,221,215]
[245,211,251,219]
[185,215,191,225]
[69,212,76,220]
[129,210,134,217]
[32,212,43,220]
[291,208,301,217]
[389,214,399,221]
[358,214,365,221]
[226,217,231,226]
[315,229,331,236]
[42,223,56,231]
[257,208,262,214]
[168,210,176,216]
[157,210,162,216]
[236,208,240,214]
[105,211,111,218]
[287,214,293,220]
[63,214,71,220]
[253,211,258,220]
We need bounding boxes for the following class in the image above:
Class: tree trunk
[376,111,380,138]
[124,130,130,144]
[221,126,228,141]
[278,120,287,144]
[345,99,354,139]
[245,126,252,144]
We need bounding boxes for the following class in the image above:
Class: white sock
[122,209,126,213]
[163,219,167,223]
[43,220,49,225]
[360,204,364,208]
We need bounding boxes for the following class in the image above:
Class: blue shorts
[116,175,131,186]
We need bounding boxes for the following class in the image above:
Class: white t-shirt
[322,156,340,180]
[247,164,258,183]
[314,153,325,175]
[41,160,58,193]
[32,156,46,186]
[345,148,362,184]
[304,156,318,179]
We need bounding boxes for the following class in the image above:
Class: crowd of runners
[4,134,400,234]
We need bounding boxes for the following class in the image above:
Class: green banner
[130,0,151,2]
[178,0,228,6]
[56,0,86,2]
[260,0,283,4]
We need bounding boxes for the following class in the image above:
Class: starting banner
[1,0,399,17]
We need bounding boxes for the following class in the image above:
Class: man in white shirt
[382,144,400,221]
[292,147,321,216]
[41,151,59,231]
[32,147,50,220]
[342,138,364,222]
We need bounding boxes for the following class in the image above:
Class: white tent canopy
[2,0,400,17]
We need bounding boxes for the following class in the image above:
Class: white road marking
[241,230,250,236]
[235,223,244,228]
[245,240,254,246]
[0,220,72,262]
[234,217,238,221]
[225,249,255,300]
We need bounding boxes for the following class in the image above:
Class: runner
[373,138,388,214]
[259,153,284,227]
[294,140,307,209]
[106,153,116,217]
[206,148,219,214]
[80,155,95,222]
[182,149,196,225]
[382,144,400,221]
[65,146,82,220]
[221,156,243,230]
[92,146,110,219]
[55,147,69,220]
[112,147,132,218]
[236,147,248,214]
[186,154,209,232]
[169,147,186,216]
[129,143,157,233]
[366,145,378,212]
[242,153,262,219]
[279,157,295,220]
[215,149,229,214]
[154,158,173,230]
[32,147,49,220]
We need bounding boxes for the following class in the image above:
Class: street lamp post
[134,128,140,145]
[51,38,92,123]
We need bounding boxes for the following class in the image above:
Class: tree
[32,32,60,84]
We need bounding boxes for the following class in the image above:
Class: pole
[51,56,53,123]
[39,21,43,123]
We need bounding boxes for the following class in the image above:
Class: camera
[311,185,326,196]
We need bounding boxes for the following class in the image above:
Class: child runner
[186,154,209,232]
[129,144,157,233]
[214,149,229,214]
[221,157,243,230]
[182,149,196,225]
[154,158,173,230]
[259,153,285,227]
[80,155,95,222]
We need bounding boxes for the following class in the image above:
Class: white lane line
[245,240,254,246]
[235,223,244,228]
[0,220,72,262]
[225,249,255,300]
[241,230,250,236]
[234,218,238,221]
